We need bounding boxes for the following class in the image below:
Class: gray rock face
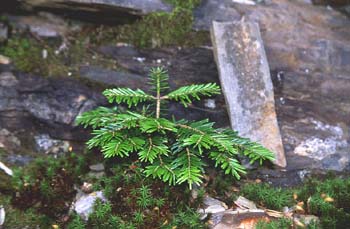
[89,163,105,172]
[8,13,74,38]
[0,72,104,128]
[194,0,242,31]
[34,134,70,154]
[0,129,21,152]
[21,0,172,16]
[79,66,145,87]
[198,196,228,216]
[0,23,8,42]
[211,20,286,167]
[196,0,350,172]
[0,71,105,159]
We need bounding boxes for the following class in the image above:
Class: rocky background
[0,0,350,186]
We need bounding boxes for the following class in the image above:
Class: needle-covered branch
[77,67,275,189]
[103,88,154,108]
[164,83,221,107]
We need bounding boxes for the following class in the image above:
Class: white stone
[89,163,105,172]
[0,161,13,176]
[0,55,10,65]
[204,99,216,109]
[0,206,4,226]
[198,196,228,217]
[74,191,107,221]
[232,0,256,5]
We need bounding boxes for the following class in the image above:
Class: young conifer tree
[76,67,274,189]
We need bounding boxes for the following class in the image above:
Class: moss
[240,183,296,210]
[76,162,204,229]
[239,177,350,228]
[92,0,208,48]
[0,194,53,228]
[115,8,205,48]
[296,178,350,228]
[255,217,292,229]
[1,36,69,76]
[164,0,202,8]
[11,153,88,218]
[256,216,320,229]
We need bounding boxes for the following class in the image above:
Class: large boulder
[18,0,173,16]
[0,70,106,161]
[195,0,350,171]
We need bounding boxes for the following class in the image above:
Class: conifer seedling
[76,67,274,189]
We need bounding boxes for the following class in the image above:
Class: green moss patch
[239,177,350,228]
[1,36,69,76]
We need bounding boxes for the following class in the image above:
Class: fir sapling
[76,67,274,189]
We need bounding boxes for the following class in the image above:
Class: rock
[79,66,146,88]
[198,196,228,220]
[232,0,256,5]
[81,182,93,193]
[204,99,216,109]
[87,171,105,179]
[0,23,8,42]
[34,134,70,154]
[211,20,286,167]
[5,154,33,166]
[98,45,141,58]
[294,214,319,226]
[0,129,21,153]
[0,72,16,87]
[313,0,350,16]
[234,196,257,210]
[196,0,350,172]
[8,13,73,38]
[0,72,105,142]
[0,160,13,176]
[73,190,107,221]
[210,209,270,229]
[0,70,106,160]
[89,163,104,172]
[343,5,350,16]
[0,56,10,65]
[19,0,173,17]
[0,206,4,226]
[193,0,241,31]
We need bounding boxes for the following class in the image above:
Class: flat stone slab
[211,20,286,167]
[19,0,172,16]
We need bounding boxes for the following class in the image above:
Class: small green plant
[0,194,53,228]
[165,207,205,229]
[255,217,292,229]
[135,185,153,209]
[296,177,350,228]
[107,0,207,48]
[11,153,88,217]
[87,200,134,228]
[240,183,295,210]
[77,67,274,189]
[1,37,68,76]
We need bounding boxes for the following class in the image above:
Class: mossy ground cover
[1,152,349,228]
[0,153,207,228]
[0,0,208,82]
[0,0,208,77]
[237,176,350,228]
[0,32,118,78]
